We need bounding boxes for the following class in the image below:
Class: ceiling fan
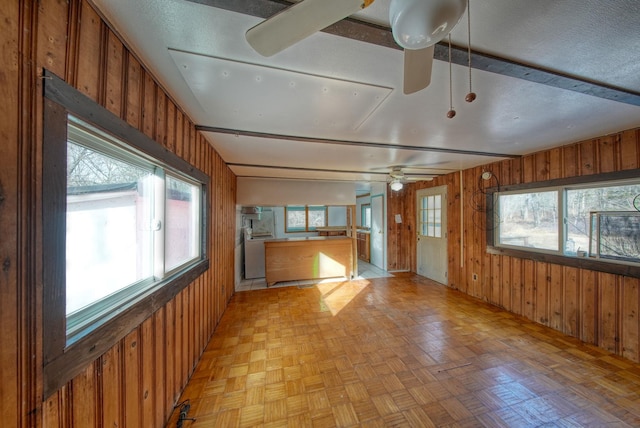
[245,0,468,94]
[388,166,433,191]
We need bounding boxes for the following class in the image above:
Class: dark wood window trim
[42,70,210,398]
[485,168,640,279]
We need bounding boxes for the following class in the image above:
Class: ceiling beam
[185,0,640,107]
[196,125,521,158]
[227,162,441,177]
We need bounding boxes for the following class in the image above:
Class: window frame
[42,70,210,398]
[486,169,640,279]
[361,203,371,228]
[285,205,328,232]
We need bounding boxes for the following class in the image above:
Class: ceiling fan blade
[246,0,373,57]
[403,45,434,94]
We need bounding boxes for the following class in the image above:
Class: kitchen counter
[265,236,346,242]
[264,237,353,286]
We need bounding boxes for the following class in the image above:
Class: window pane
[165,175,201,272]
[589,212,640,261]
[308,206,326,229]
[363,206,371,228]
[566,183,640,255]
[286,207,306,230]
[498,190,559,250]
[66,141,154,314]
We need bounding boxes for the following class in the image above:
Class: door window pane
[419,194,442,238]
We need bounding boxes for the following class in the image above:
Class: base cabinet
[357,232,370,262]
[265,237,353,286]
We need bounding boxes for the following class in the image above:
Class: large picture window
[65,118,203,342]
[497,190,559,251]
[491,175,640,276]
[42,70,209,397]
[285,205,327,232]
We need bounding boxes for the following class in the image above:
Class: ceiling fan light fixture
[390,179,404,191]
[389,0,467,50]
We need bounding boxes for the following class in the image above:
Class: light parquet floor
[169,273,640,427]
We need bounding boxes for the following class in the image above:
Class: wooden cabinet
[357,232,370,262]
[264,237,353,286]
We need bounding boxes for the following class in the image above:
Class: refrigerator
[244,210,275,279]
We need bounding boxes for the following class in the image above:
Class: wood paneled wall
[1,1,236,426]
[392,128,640,362]
[386,186,414,271]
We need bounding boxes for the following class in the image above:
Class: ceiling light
[390,180,403,191]
[389,0,467,50]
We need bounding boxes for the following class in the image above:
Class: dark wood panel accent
[76,1,103,101]
[622,277,640,361]
[41,99,68,364]
[0,2,21,426]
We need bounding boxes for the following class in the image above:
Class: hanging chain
[467,0,472,92]
[465,0,476,102]
[447,34,456,118]
[449,34,453,109]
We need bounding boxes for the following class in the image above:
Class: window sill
[43,258,209,398]
[487,246,640,278]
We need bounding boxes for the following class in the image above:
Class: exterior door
[416,186,447,284]
[370,194,384,269]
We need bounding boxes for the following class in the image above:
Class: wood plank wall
[1,1,236,426]
[386,186,414,271]
[388,128,640,363]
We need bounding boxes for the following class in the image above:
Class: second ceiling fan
[245,0,468,94]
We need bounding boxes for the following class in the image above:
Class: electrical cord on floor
[172,399,196,428]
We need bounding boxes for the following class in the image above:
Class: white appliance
[244,236,267,279]
[243,209,275,279]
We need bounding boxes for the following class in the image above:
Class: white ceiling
[92,0,640,192]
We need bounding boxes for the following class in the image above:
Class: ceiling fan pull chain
[447,34,456,118]
[465,0,477,103]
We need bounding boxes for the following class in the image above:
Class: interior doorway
[370,194,385,270]
[416,186,448,284]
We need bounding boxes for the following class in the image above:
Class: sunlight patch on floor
[319,280,370,316]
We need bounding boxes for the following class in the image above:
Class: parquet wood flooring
[168,273,640,427]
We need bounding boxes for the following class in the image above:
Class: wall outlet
[472,273,478,281]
